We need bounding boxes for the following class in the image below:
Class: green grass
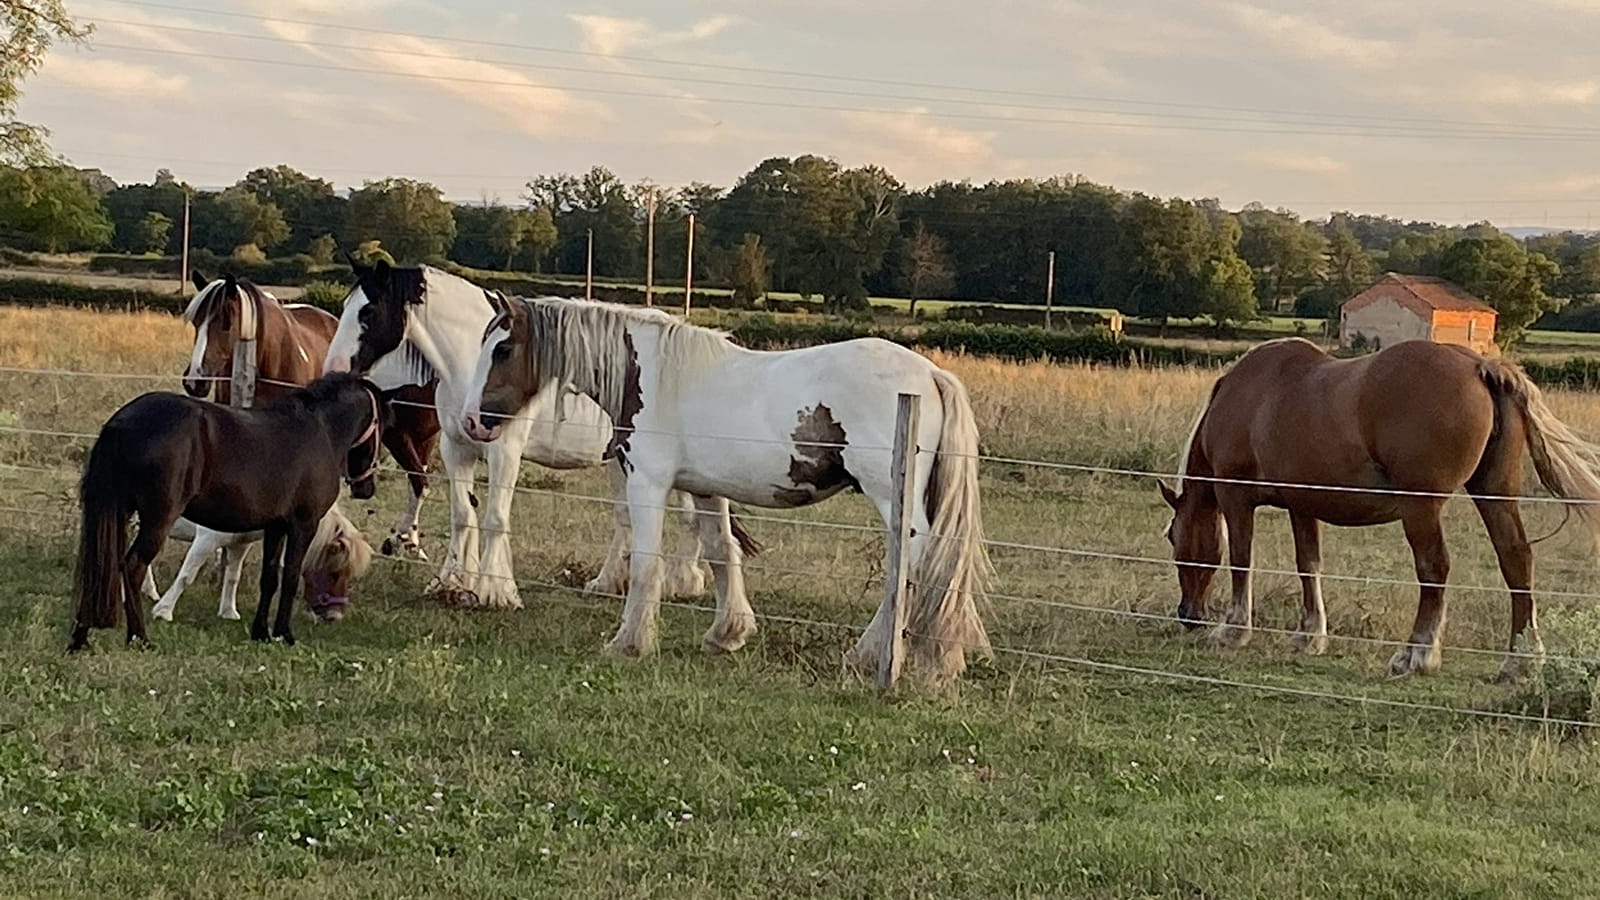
[6,309,1600,896]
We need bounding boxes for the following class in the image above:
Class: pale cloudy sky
[19,0,1600,226]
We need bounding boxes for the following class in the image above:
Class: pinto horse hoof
[1289,632,1329,656]
[1386,643,1441,678]
[1204,623,1252,650]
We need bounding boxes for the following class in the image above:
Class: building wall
[1430,309,1497,354]
[1341,296,1431,349]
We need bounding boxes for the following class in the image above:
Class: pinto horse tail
[907,368,994,681]
[1484,360,1600,544]
[73,428,130,631]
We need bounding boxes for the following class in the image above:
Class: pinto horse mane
[509,297,734,423]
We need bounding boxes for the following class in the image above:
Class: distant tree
[524,167,639,276]
[1439,236,1561,347]
[1385,230,1457,275]
[103,178,186,253]
[307,233,337,265]
[196,186,289,254]
[345,178,456,263]
[132,210,171,254]
[1323,218,1377,299]
[237,165,343,254]
[729,233,770,305]
[897,222,956,317]
[1113,195,1213,328]
[520,205,557,271]
[2,0,90,164]
[1237,205,1326,311]
[0,165,113,252]
[231,242,267,264]
[1204,251,1258,328]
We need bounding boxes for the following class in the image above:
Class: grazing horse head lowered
[1162,337,1600,683]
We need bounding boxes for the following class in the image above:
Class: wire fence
[3,360,1598,730]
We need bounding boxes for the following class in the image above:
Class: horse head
[182,271,264,399]
[1159,480,1223,627]
[302,507,375,622]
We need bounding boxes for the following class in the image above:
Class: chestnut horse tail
[74,429,130,630]
[908,367,994,681]
[1483,360,1600,543]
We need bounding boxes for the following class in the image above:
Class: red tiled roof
[1341,272,1496,317]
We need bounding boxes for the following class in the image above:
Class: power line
[83,41,1600,144]
[80,17,1600,141]
[110,0,1600,139]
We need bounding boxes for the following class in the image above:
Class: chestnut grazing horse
[69,373,390,652]
[182,271,442,558]
[1159,338,1600,681]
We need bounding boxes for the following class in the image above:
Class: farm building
[1339,273,1497,354]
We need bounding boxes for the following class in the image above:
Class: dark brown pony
[182,272,442,557]
[1159,338,1600,680]
[69,373,390,652]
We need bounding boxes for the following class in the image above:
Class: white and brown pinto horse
[180,271,442,560]
[461,295,992,681]
[1161,337,1600,680]
[321,262,740,610]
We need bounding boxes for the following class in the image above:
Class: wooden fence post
[230,291,259,409]
[878,391,921,691]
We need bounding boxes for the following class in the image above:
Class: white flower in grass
[851,782,866,791]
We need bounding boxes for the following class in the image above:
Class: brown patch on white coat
[774,403,860,507]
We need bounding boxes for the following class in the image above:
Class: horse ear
[1157,480,1179,509]
[190,270,209,291]
[485,290,507,317]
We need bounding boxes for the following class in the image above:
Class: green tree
[345,178,457,263]
[1204,251,1257,328]
[103,177,187,253]
[132,210,171,254]
[0,165,112,251]
[524,167,639,276]
[519,205,557,272]
[1113,195,1213,327]
[729,233,770,305]
[1300,218,1378,318]
[1439,236,1561,347]
[1237,204,1326,311]
[196,186,289,254]
[2,0,90,164]
[237,165,344,254]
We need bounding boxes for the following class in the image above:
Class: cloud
[41,55,189,99]
[1224,3,1397,69]
[1245,150,1348,175]
[568,13,738,57]
[837,107,998,183]
[1471,76,1600,106]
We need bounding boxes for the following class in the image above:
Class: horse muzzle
[1176,601,1206,630]
[181,370,211,398]
[462,410,503,443]
[310,594,349,622]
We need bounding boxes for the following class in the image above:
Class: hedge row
[87,251,353,286]
[9,276,1600,391]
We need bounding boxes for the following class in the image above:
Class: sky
[18,0,1600,227]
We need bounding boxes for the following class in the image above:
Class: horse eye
[492,343,512,362]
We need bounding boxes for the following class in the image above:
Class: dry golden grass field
[5,305,1600,897]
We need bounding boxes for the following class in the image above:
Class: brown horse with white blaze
[182,271,443,558]
[1160,337,1600,681]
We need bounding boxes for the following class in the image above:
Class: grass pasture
[6,307,1600,896]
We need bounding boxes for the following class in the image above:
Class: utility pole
[644,188,657,308]
[683,212,695,316]
[179,189,191,293]
[585,228,594,300]
[1045,250,1056,330]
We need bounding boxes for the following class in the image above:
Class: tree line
[4,157,1599,345]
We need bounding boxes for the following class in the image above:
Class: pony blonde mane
[304,505,374,580]
[521,298,734,420]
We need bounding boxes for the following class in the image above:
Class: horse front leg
[1390,501,1450,677]
[694,494,754,654]
[1288,511,1328,655]
[430,435,479,602]
[272,523,315,646]
[382,430,430,561]
[252,528,286,643]
[1206,498,1255,649]
[606,475,671,658]
[586,458,632,597]
[473,441,525,610]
